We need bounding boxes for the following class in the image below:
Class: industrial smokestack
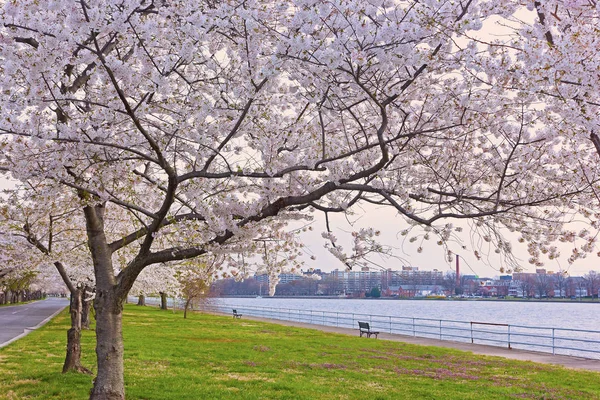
[456,254,460,286]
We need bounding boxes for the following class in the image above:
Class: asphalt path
[0,297,69,348]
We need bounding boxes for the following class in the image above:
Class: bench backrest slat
[358,321,370,330]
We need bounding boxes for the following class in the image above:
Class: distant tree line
[0,270,45,305]
[211,270,600,300]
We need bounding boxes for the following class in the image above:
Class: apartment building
[330,266,444,295]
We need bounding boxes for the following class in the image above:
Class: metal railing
[203,304,600,360]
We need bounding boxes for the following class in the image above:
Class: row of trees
[212,270,600,299]
[0,269,44,305]
[1,1,599,399]
[514,271,600,299]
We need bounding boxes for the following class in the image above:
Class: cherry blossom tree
[176,257,220,319]
[128,262,181,307]
[469,1,600,267]
[0,188,95,373]
[0,244,39,304]
[1,1,599,399]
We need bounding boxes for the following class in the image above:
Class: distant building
[330,269,382,294]
[330,267,443,295]
[253,272,304,285]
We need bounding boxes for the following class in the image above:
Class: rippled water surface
[215,297,600,331]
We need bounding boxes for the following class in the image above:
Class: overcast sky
[295,204,598,278]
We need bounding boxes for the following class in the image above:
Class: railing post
[389,316,392,334]
[508,325,511,349]
[439,320,442,340]
[552,328,555,355]
[412,318,415,337]
[470,322,474,344]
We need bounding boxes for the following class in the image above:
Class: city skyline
[295,207,599,278]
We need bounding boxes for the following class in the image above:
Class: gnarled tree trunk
[90,290,124,400]
[81,285,92,330]
[86,204,126,400]
[137,294,145,306]
[54,262,91,374]
[63,287,91,374]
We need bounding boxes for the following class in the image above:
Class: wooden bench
[232,309,242,319]
[358,321,379,338]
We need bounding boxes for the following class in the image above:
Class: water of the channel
[215,297,600,331]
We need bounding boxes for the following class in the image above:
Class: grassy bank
[1,305,599,399]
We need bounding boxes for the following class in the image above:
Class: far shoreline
[217,295,600,304]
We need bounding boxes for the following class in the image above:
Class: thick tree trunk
[82,286,92,330]
[90,291,124,400]
[64,328,84,370]
[84,204,126,400]
[159,292,167,310]
[81,299,92,330]
[53,261,91,374]
[63,288,91,374]
[137,294,145,306]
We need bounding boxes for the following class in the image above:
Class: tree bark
[63,288,92,374]
[137,294,145,306]
[81,286,92,330]
[90,290,124,400]
[85,204,126,400]
[160,292,167,310]
[53,261,91,373]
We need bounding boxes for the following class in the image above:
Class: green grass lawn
[1,305,599,399]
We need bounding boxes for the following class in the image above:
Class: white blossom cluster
[0,0,598,298]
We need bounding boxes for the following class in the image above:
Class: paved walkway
[238,314,600,372]
[0,298,69,349]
